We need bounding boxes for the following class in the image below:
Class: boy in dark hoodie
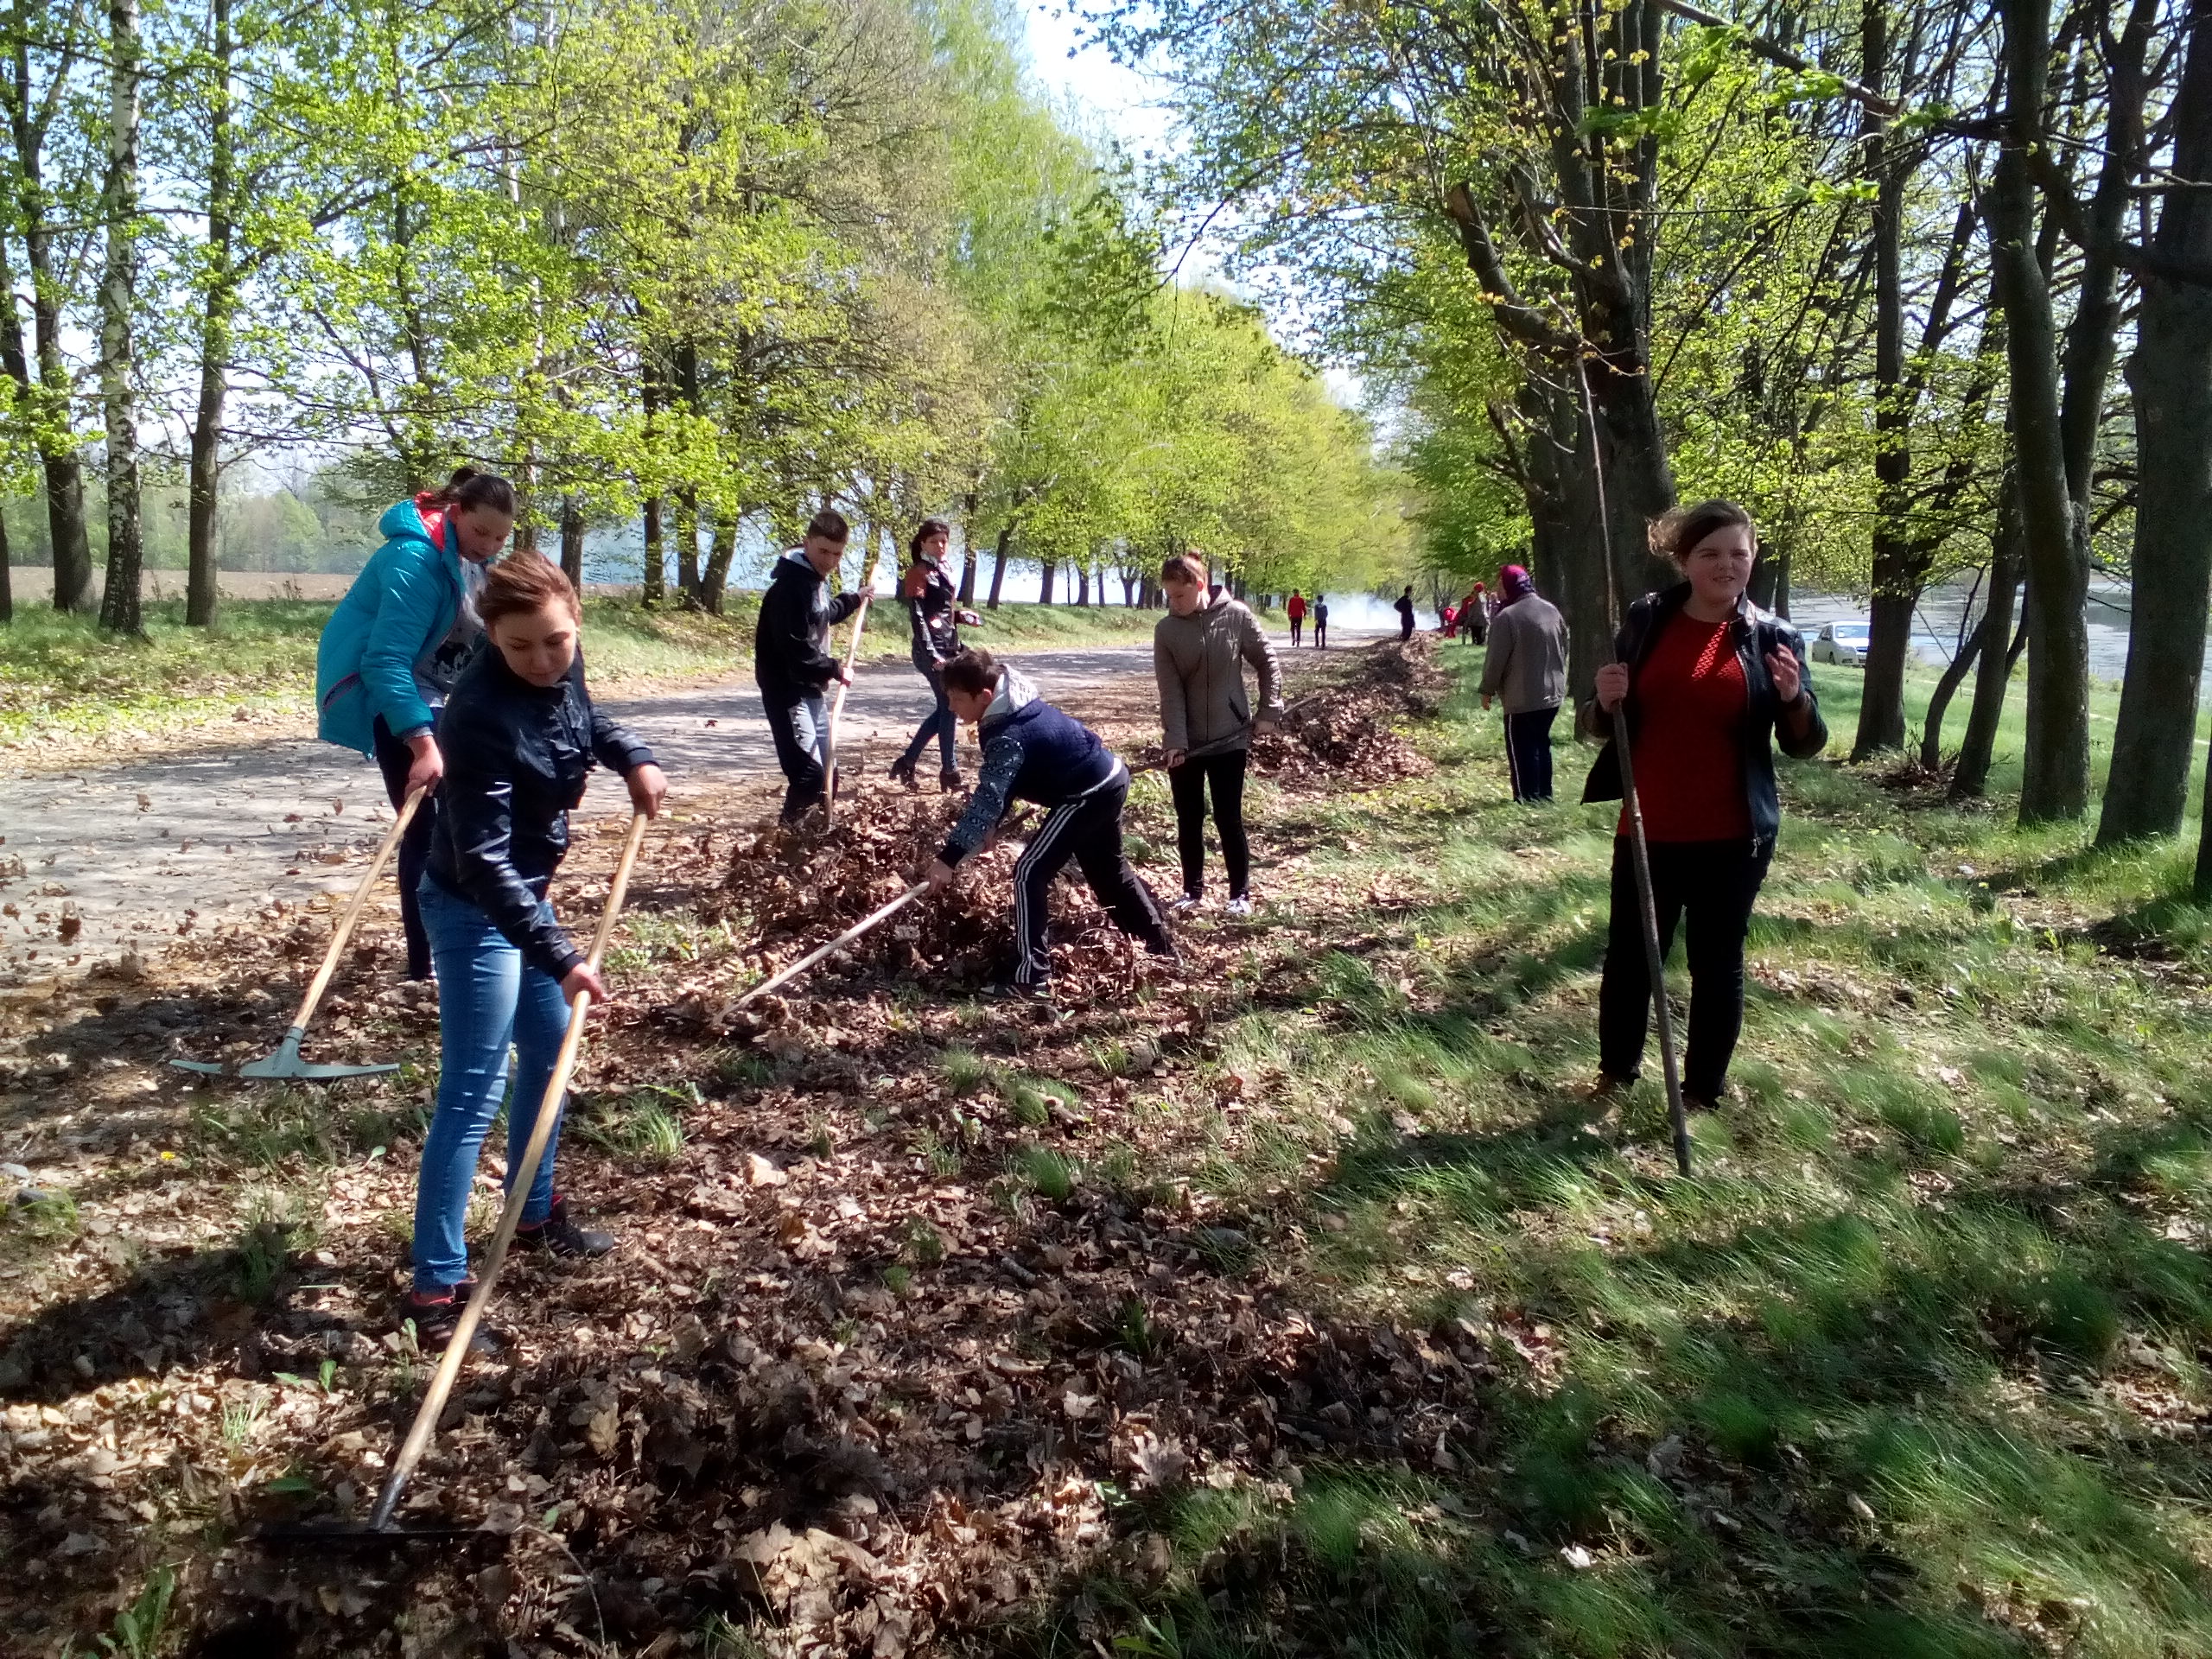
[754,508,876,824]
[923,650,1177,994]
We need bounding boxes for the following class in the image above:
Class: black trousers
[1399,616,1415,640]
[1599,837,1772,1102]
[1290,618,1304,646]
[1012,776,1173,984]
[762,693,829,823]
[1168,750,1249,899]
[372,715,440,981]
[1503,705,1558,803]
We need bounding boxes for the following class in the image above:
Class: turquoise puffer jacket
[315,500,467,756]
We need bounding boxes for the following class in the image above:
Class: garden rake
[253,810,652,1546]
[172,785,429,1083]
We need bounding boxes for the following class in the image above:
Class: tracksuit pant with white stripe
[1012,771,1175,984]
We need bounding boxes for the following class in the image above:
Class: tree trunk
[674,487,700,606]
[1039,559,1055,605]
[1952,475,2024,801]
[184,0,232,628]
[641,496,663,606]
[0,512,11,624]
[1853,0,1910,758]
[559,494,584,587]
[96,0,143,635]
[2106,0,2212,849]
[987,525,1010,608]
[1919,595,1991,772]
[1076,563,1089,606]
[701,509,738,614]
[1121,569,1136,606]
[1992,0,2088,824]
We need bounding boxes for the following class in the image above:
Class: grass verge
[1032,649,2212,1656]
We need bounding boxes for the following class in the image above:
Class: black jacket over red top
[904,558,960,665]
[1580,582,1827,854]
[428,646,656,982]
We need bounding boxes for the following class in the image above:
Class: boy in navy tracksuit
[924,650,1177,991]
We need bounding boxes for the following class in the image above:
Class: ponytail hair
[440,466,517,518]
[478,552,578,626]
[908,518,951,562]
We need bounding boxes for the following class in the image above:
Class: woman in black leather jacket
[1581,499,1825,1111]
[402,554,666,1351]
[889,518,982,792]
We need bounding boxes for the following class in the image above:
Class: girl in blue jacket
[404,552,665,1351]
[315,469,516,979]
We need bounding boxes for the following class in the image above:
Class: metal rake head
[169,1027,400,1083]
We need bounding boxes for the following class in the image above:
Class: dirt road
[0,645,1165,982]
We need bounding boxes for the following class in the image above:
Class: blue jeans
[899,660,957,772]
[764,692,830,823]
[411,877,571,1292]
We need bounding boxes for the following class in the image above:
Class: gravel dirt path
[0,645,1174,982]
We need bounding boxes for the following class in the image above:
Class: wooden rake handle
[732,881,928,1009]
[371,810,650,1531]
[287,785,428,1034]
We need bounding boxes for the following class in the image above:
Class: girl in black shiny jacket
[402,554,666,1351]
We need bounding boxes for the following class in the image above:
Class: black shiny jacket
[426,646,656,981]
[904,558,960,665]
[1580,583,1827,851]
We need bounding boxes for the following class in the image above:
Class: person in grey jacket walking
[1154,554,1283,917]
[1479,564,1569,803]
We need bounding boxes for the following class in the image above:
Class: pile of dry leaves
[1248,635,1445,785]
[0,640,1512,1657]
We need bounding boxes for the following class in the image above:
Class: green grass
[1047,648,2212,1658]
[0,593,1166,748]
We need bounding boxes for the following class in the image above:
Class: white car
[1810,620,1872,666]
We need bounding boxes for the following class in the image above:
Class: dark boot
[397,1281,499,1354]
[889,754,919,791]
[939,767,963,792]
[515,1195,614,1260]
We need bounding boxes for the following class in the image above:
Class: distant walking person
[754,509,875,826]
[1313,594,1329,649]
[1395,587,1416,641]
[1287,589,1307,647]
[1584,500,1827,1110]
[1479,565,1569,804]
[1459,583,1489,645]
[316,467,516,982]
[1154,554,1283,918]
[889,517,982,793]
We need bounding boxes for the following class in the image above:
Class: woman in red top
[1582,500,1827,1108]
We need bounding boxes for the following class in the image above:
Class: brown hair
[438,466,516,517]
[1160,554,1207,587]
[908,517,951,561]
[478,552,579,626]
[942,647,1002,698]
[1653,499,1756,561]
[805,507,850,545]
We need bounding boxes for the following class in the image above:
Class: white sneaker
[1224,896,1254,918]
[1169,893,1202,914]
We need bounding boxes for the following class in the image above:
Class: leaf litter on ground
[0,639,1497,1657]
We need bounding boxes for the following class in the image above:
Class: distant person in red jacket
[1286,589,1307,647]
[1582,500,1827,1110]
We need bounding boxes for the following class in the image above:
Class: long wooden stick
[821,543,884,823]
[372,810,651,1531]
[1580,356,1693,1179]
[733,882,927,1009]
[289,785,427,1034]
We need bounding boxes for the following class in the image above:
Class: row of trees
[0,0,1403,632]
[1103,0,2211,863]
